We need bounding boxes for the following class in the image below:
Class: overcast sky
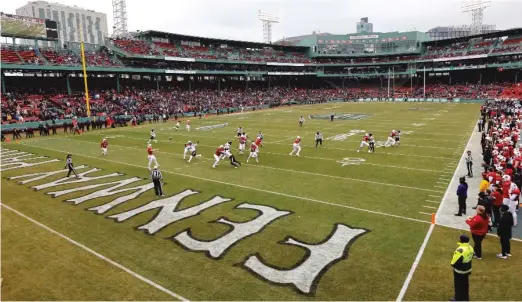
[2,0,522,41]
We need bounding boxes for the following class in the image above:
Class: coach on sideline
[150,165,164,197]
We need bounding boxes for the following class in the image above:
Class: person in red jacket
[491,185,504,227]
[466,205,490,260]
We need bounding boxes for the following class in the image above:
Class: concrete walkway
[436,126,522,239]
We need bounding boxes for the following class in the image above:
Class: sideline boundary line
[1,203,188,301]
[395,118,477,301]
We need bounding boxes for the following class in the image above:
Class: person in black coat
[496,205,514,259]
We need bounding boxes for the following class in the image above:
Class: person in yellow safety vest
[450,235,474,301]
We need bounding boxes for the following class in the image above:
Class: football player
[289,136,301,156]
[187,141,201,163]
[147,143,159,170]
[239,132,248,154]
[148,129,157,144]
[384,130,398,147]
[212,145,225,168]
[100,138,108,156]
[357,133,370,153]
[186,120,191,132]
[298,116,305,127]
[247,141,259,163]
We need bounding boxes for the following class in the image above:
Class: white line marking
[422,205,437,209]
[425,200,440,204]
[433,185,446,188]
[396,119,477,302]
[428,195,441,198]
[15,144,432,224]
[418,212,433,216]
[1,203,188,301]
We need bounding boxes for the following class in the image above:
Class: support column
[189,76,192,91]
[1,71,6,94]
[156,76,160,91]
[66,73,72,96]
[116,75,120,93]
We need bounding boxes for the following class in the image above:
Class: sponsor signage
[432,54,487,62]
[310,114,371,121]
[1,147,370,296]
[349,35,379,40]
[165,56,196,62]
[165,70,197,74]
[266,62,305,67]
[267,72,316,76]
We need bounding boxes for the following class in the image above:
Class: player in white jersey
[289,136,302,156]
[187,141,201,162]
[183,141,195,159]
[148,129,157,143]
[222,141,232,159]
[247,142,259,163]
[238,133,248,154]
[175,121,180,131]
[298,116,305,127]
[237,127,243,137]
[384,130,398,147]
[186,120,191,132]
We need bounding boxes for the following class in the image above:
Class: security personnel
[450,235,474,301]
[150,165,164,197]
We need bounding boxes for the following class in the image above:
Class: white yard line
[1,203,188,301]
[15,143,432,225]
[396,119,477,302]
[422,205,438,209]
[425,200,440,204]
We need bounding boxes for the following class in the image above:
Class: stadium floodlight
[112,0,133,38]
[259,10,279,44]
[461,0,491,35]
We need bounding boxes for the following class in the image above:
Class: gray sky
[2,0,522,42]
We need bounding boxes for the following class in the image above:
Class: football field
[2,102,521,301]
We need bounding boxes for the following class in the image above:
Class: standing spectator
[455,177,468,216]
[496,204,514,259]
[478,173,489,193]
[491,185,503,227]
[465,205,489,260]
[477,119,483,132]
[450,235,474,301]
[465,151,473,178]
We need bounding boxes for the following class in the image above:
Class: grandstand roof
[135,30,309,51]
[424,27,522,46]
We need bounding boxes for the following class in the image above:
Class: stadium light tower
[259,10,279,44]
[461,0,491,35]
[112,0,132,38]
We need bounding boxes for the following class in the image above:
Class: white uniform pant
[148,155,158,169]
[385,137,395,146]
[186,125,191,132]
[359,141,369,148]
[101,147,107,155]
[290,144,301,155]
[239,143,246,152]
[213,154,221,167]
[509,199,518,226]
[247,151,258,162]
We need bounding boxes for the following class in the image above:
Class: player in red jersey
[186,120,191,132]
[384,130,397,147]
[289,136,301,156]
[212,145,224,168]
[247,142,259,163]
[357,133,371,153]
[238,133,248,154]
[147,143,159,170]
[255,137,262,148]
[100,138,108,156]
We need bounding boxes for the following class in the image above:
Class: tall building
[15,1,108,46]
[427,25,497,40]
[356,17,373,34]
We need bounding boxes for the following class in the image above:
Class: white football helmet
[503,175,511,182]
[147,144,152,147]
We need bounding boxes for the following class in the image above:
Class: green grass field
[2,102,521,301]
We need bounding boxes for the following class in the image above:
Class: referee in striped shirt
[315,131,323,148]
[465,150,473,178]
[150,165,164,197]
[64,154,79,178]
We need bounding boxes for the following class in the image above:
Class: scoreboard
[1,12,58,40]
